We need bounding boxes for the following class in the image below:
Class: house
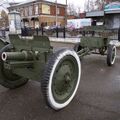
[8,0,66,28]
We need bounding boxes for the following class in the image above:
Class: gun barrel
[2,51,34,61]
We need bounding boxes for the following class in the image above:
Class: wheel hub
[64,73,71,83]
[54,64,72,95]
[52,58,78,103]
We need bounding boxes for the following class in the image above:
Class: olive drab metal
[0,35,81,110]
[0,25,118,110]
[74,25,117,66]
[0,10,81,111]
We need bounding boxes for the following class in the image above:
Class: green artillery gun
[74,26,117,66]
[0,11,81,111]
[0,35,81,110]
[0,25,117,111]
[0,10,117,110]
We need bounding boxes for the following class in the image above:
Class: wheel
[41,49,81,110]
[74,43,82,52]
[0,44,28,89]
[107,44,116,66]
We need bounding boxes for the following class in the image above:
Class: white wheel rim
[47,50,81,110]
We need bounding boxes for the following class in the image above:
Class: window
[57,8,60,15]
[39,4,42,14]
[35,4,38,15]
[21,8,24,17]
[113,16,120,29]
[15,14,21,29]
[29,6,33,16]
[16,9,19,12]
[25,7,28,16]
[42,4,50,14]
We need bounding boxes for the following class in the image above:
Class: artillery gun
[74,26,117,66]
[0,11,118,111]
[0,11,81,110]
[0,35,81,110]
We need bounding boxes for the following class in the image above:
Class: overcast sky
[6,0,86,11]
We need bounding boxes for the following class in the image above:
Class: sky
[3,0,86,11]
[50,0,85,10]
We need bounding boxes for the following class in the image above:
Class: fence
[21,27,82,38]
[0,27,119,41]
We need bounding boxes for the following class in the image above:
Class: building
[86,10,104,23]
[79,12,86,18]
[8,0,66,28]
[104,1,120,28]
[86,2,120,29]
[67,15,76,19]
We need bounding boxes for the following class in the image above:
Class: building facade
[8,0,66,28]
[86,2,120,29]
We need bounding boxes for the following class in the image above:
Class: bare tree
[95,0,105,10]
[77,7,81,14]
[84,0,118,11]
[84,0,95,12]
[84,0,89,12]
[95,0,118,10]
[0,10,8,28]
[89,0,95,11]
[67,3,77,15]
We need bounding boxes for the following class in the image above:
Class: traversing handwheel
[41,49,81,110]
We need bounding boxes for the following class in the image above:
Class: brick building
[8,0,66,28]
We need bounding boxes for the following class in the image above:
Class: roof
[86,11,104,17]
[8,0,66,9]
[9,10,20,14]
[105,10,120,14]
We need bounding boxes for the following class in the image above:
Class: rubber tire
[0,44,28,89]
[107,45,116,66]
[41,49,81,110]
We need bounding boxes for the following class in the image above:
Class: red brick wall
[50,5,56,15]
[67,15,76,19]
[50,5,65,16]
[59,7,65,16]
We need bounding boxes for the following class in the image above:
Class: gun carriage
[74,26,117,66]
[0,11,117,110]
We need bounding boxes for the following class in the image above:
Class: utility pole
[55,0,58,26]
[65,0,67,26]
